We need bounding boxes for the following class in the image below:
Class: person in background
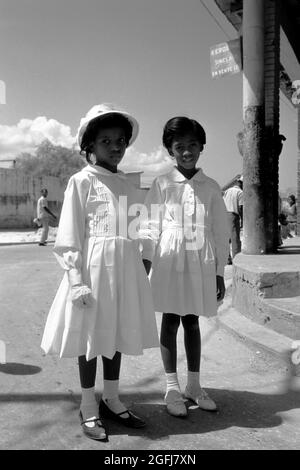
[278,212,290,241]
[286,194,297,236]
[223,177,243,264]
[36,189,57,246]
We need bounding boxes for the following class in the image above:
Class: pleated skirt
[150,228,217,317]
[41,236,159,360]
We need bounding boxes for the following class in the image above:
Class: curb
[216,299,293,363]
[0,240,55,247]
[218,269,295,363]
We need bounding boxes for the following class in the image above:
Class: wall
[0,169,151,229]
[0,159,16,169]
[0,169,64,228]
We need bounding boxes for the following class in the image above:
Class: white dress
[140,167,229,317]
[41,164,159,360]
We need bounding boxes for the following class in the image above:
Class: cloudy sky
[0,0,298,190]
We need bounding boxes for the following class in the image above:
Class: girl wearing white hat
[41,103,159,441]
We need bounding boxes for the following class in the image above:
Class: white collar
[168,166,206,183]
[82,164,126,178]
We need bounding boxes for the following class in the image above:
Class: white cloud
[119,146,174,175]
[0,116,75,158]
[0,117,173,177]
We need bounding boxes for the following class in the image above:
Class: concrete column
[242,0,266,254]
[297,108,300,236]
[264,0,280,251]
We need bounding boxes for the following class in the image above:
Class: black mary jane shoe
[99,399,146,429]
[79,411,108,441]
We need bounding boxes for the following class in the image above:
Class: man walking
[223,177,243,264]
[37,189,57,246]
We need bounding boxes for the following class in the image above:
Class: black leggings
[78,352,122,388]
[160,313,201,373]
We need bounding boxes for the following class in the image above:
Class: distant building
[125,171,157,191]
[125,171,143,188]
[0,158,16,169]
[140,173,157,190]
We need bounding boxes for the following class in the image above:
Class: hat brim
[77,110,139,148]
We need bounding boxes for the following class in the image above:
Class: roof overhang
[214,0,300,106]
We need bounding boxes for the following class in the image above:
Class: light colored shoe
[185,386,218,411]
[164,389,187,417]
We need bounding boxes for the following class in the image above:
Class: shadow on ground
[0,363,42,375]
[1,388,300,441]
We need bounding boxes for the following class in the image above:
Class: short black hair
[289,194,296,203]
[162,116,206,151]
[80,114,133,163]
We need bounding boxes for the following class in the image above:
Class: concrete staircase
[231,238,300,341]
[262,296,300,340]
[217,238,300,363]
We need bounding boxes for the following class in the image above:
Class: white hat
[77,103,139,148]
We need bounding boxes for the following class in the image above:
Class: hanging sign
[210,39,242,79]
[0,80,6,104]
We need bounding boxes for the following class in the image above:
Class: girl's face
[92,126,127,172]
[169,133,203,170]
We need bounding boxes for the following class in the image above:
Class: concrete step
[262,297,300,340]
[217,301,300,392]
[232,246,300,342]
[220,239,300,363]
[217,303,294,361]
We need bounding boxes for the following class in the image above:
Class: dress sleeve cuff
[68,268,83,286]
[216,265,225,277]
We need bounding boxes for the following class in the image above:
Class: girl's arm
[211,188,230,278]
[139,178,164,265]
[53,176,87,286]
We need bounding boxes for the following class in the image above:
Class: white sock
[165,372,181,394]
[102,379,128,418]
[186,371,201,393]
[80,386,98,421]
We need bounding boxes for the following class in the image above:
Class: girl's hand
[216,275,225,302]
[71,285,93,308]
[143,259,152,275]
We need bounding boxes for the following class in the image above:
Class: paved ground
[0,227,57,245]
[0,244,300,450]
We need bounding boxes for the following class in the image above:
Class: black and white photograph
[0,0,300,454]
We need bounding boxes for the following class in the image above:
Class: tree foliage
[15,140,86,186]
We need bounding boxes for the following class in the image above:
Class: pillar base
[232,251,300,339]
